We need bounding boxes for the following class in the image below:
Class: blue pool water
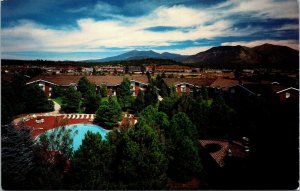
[42,124,109,151]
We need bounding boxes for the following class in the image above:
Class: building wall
[186,84,191,93]
[177,85,181,94]
[28,79,147,97]
[107,88,111,96]
[134,82,140,96]
[44,83,50,97]
[277,89,299,101]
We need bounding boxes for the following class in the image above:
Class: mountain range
[84,50,188,62]
[83,44,298,69]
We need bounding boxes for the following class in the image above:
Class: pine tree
[100,84,107,97]
[117,122,168,189]
[117,78,133,110]
[134,90,145,113]
[77,77,95,99]
[61,86,81,113]
[66,131,112,190]
[166,113,203,181]
[84,89,101,114]
[94,96,122,129]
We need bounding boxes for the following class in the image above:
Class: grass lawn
[53,97,63,105]
[78,99,84,114]
[101,96,117,102]
[207,99,213,106]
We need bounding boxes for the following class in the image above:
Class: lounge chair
[72,115,76,119]
[67,114,72,119]
[80,115,84,119]
[86,115,90,119]
[63,115,67,119]
[76,115,80,119]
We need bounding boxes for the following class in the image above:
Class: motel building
[26,75,149,97]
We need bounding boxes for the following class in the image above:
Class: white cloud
[220,0,299,19]
[1,7,235,53]
[277,24,299,31]
[2,1,299,57]
[221,39,299,50]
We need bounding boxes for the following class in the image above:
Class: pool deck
[17,114,95,137]
[15,112,138,137]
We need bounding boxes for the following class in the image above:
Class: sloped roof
[1,74,14,82]
[270,84,299,93]
[26,75,149,86]
[210,79,239,90]
[199,139,248,167]
[27,75,81,86]
[199,139,229,167]
[163,78,216,87]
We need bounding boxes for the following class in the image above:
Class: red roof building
[271,84,299,101]
[26,75,149,97]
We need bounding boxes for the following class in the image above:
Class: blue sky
[1,0,299,61]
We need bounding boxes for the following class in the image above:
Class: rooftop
[163,77,217,87]
[199,139,249,167]
[26,75,149,86]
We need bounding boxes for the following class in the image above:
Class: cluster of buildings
[20,74,299,102]
[25,75,149,97]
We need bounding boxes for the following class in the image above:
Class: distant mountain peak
[83,49,187,62]
[183,43,298,70]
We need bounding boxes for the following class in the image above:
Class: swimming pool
[41,124,109,151]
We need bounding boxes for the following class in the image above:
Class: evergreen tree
[117,78,133,111]
[134,90,145,113]
[158,96,177,117]
[209,96,236,138]
[94,96,122,129]
[66,131,112,190]
[100,84,107,97]
[2,125,36,189]
[146,71,151,81]
[2,80,19,124]
[22,84,54,113]
[33,122,74,190]
[51,86,64,98]
[84,90,101,114]
[201,86,209,100]
[160,82,169,97]
[170,85,179,100]
[166,113,202,181]
[77,77,95,99]
[187,97,210,138]
[144,81,158,106]
[117,122,168,189]
[175,93,192,113]
[61,86,81,113]
[139,105,170,132]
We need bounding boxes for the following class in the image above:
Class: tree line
[2,72,298,189]
[2,74,54,124]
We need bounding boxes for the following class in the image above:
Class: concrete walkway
[13,99,61,125]
[48,99,61,114]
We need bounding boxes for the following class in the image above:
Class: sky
[1,0,299,61]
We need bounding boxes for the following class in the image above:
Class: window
[286,92,290,98]
[111,89,116,96]
[230,88,235,94]
[39,83,45,91]
[181,86,186,93]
